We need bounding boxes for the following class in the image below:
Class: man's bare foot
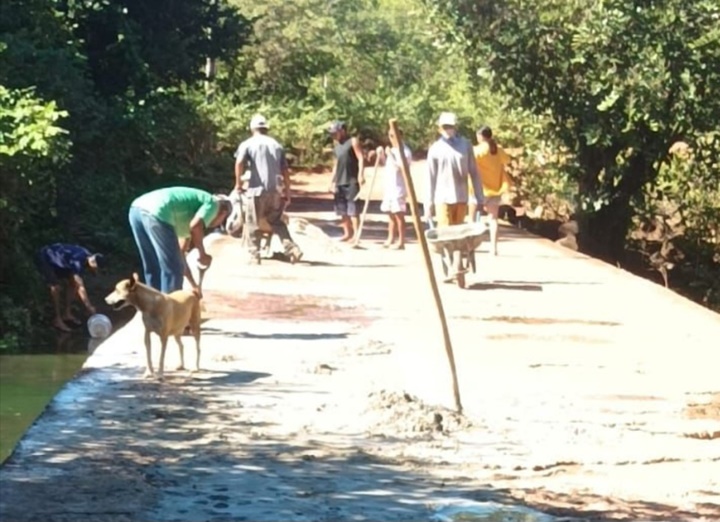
[382,240,393,248]
[391,243,405,250]
[338,235,352,242]
[52,319,73,332]
[143,369,154,379]
[62,314,82,327]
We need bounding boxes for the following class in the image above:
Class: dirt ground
[1,171,719,521]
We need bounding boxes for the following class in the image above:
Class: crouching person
[34,243,106,332]
[128,187,232,296]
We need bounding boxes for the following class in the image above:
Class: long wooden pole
[388,118,463,414]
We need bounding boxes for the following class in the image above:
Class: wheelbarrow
[425,221,488,289]
[233,189,292,263]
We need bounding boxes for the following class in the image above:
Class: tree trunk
[577,152,656,264]
[578,194,634,263]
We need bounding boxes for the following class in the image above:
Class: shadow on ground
[468,281,544,292]
[1,363,713,522]
[201,326,350,342]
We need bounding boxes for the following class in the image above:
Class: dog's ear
[129,273,140,288]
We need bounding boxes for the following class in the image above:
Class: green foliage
[631,134,720,308]
[0,84,71,338]
[0,87,68,157]
[214,0,510,163]
[427,0,720,259]
[4,0,717,349]
[424,0,720,311]
[0,0,251,346]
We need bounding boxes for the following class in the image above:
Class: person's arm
[328,159,338,192]
[352,137,365,185]
[467,141,484,207]
[376,146,387,166]
[234,143,248,192]
[72,274,96,315]
[280,148,292,204]
[179,237,192,254]
[425,148,438,218]
[189,217,210,263]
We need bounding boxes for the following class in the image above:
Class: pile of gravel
[364,389,472,440]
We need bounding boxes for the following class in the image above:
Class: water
[432,501,557,522]
[0,314,129,463]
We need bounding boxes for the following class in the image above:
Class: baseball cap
[438,112,458,127]
[249,114,269,130]
[327,120,345,134]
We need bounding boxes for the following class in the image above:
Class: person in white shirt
[376,128,413,249]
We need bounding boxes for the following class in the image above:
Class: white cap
[249,114,269,130]
[437,111,457,127]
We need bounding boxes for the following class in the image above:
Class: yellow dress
[471,142,511,197]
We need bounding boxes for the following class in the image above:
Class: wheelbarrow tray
[424,222,488,255]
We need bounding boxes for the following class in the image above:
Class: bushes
[630,134,720,308]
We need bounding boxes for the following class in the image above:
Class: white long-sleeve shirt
[426,135,484,207]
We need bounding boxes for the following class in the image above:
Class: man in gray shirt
[425,112,484,227]
[234,114,303,263]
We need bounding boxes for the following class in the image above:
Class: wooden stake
[388,118,463,414]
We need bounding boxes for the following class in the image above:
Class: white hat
[249,114,269,130]
[437,112,457,127]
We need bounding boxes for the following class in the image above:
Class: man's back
[427,135,474,204]
[333,138,360,186]
[235,134,287,192]
[41,243,90,274]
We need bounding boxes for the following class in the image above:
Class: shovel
[351,154,381,248]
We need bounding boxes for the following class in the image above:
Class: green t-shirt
[131,187,219,238]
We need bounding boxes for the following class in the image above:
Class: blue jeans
[128,206,184,294]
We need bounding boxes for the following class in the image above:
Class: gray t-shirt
[235,134,288,193]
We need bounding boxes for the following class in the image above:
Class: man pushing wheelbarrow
[424,112,487,288]
[233,114,303,264]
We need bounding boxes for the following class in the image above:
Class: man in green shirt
[128,187,232,295]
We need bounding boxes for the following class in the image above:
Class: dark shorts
[34,251,72,286]
[334,183,361,217]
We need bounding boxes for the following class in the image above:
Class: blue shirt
[41,244,91,275]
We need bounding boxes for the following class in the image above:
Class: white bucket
[87,314,112,339]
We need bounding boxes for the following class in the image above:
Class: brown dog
[105,273,201,379]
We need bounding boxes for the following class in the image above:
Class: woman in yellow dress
[469,126,512,256]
